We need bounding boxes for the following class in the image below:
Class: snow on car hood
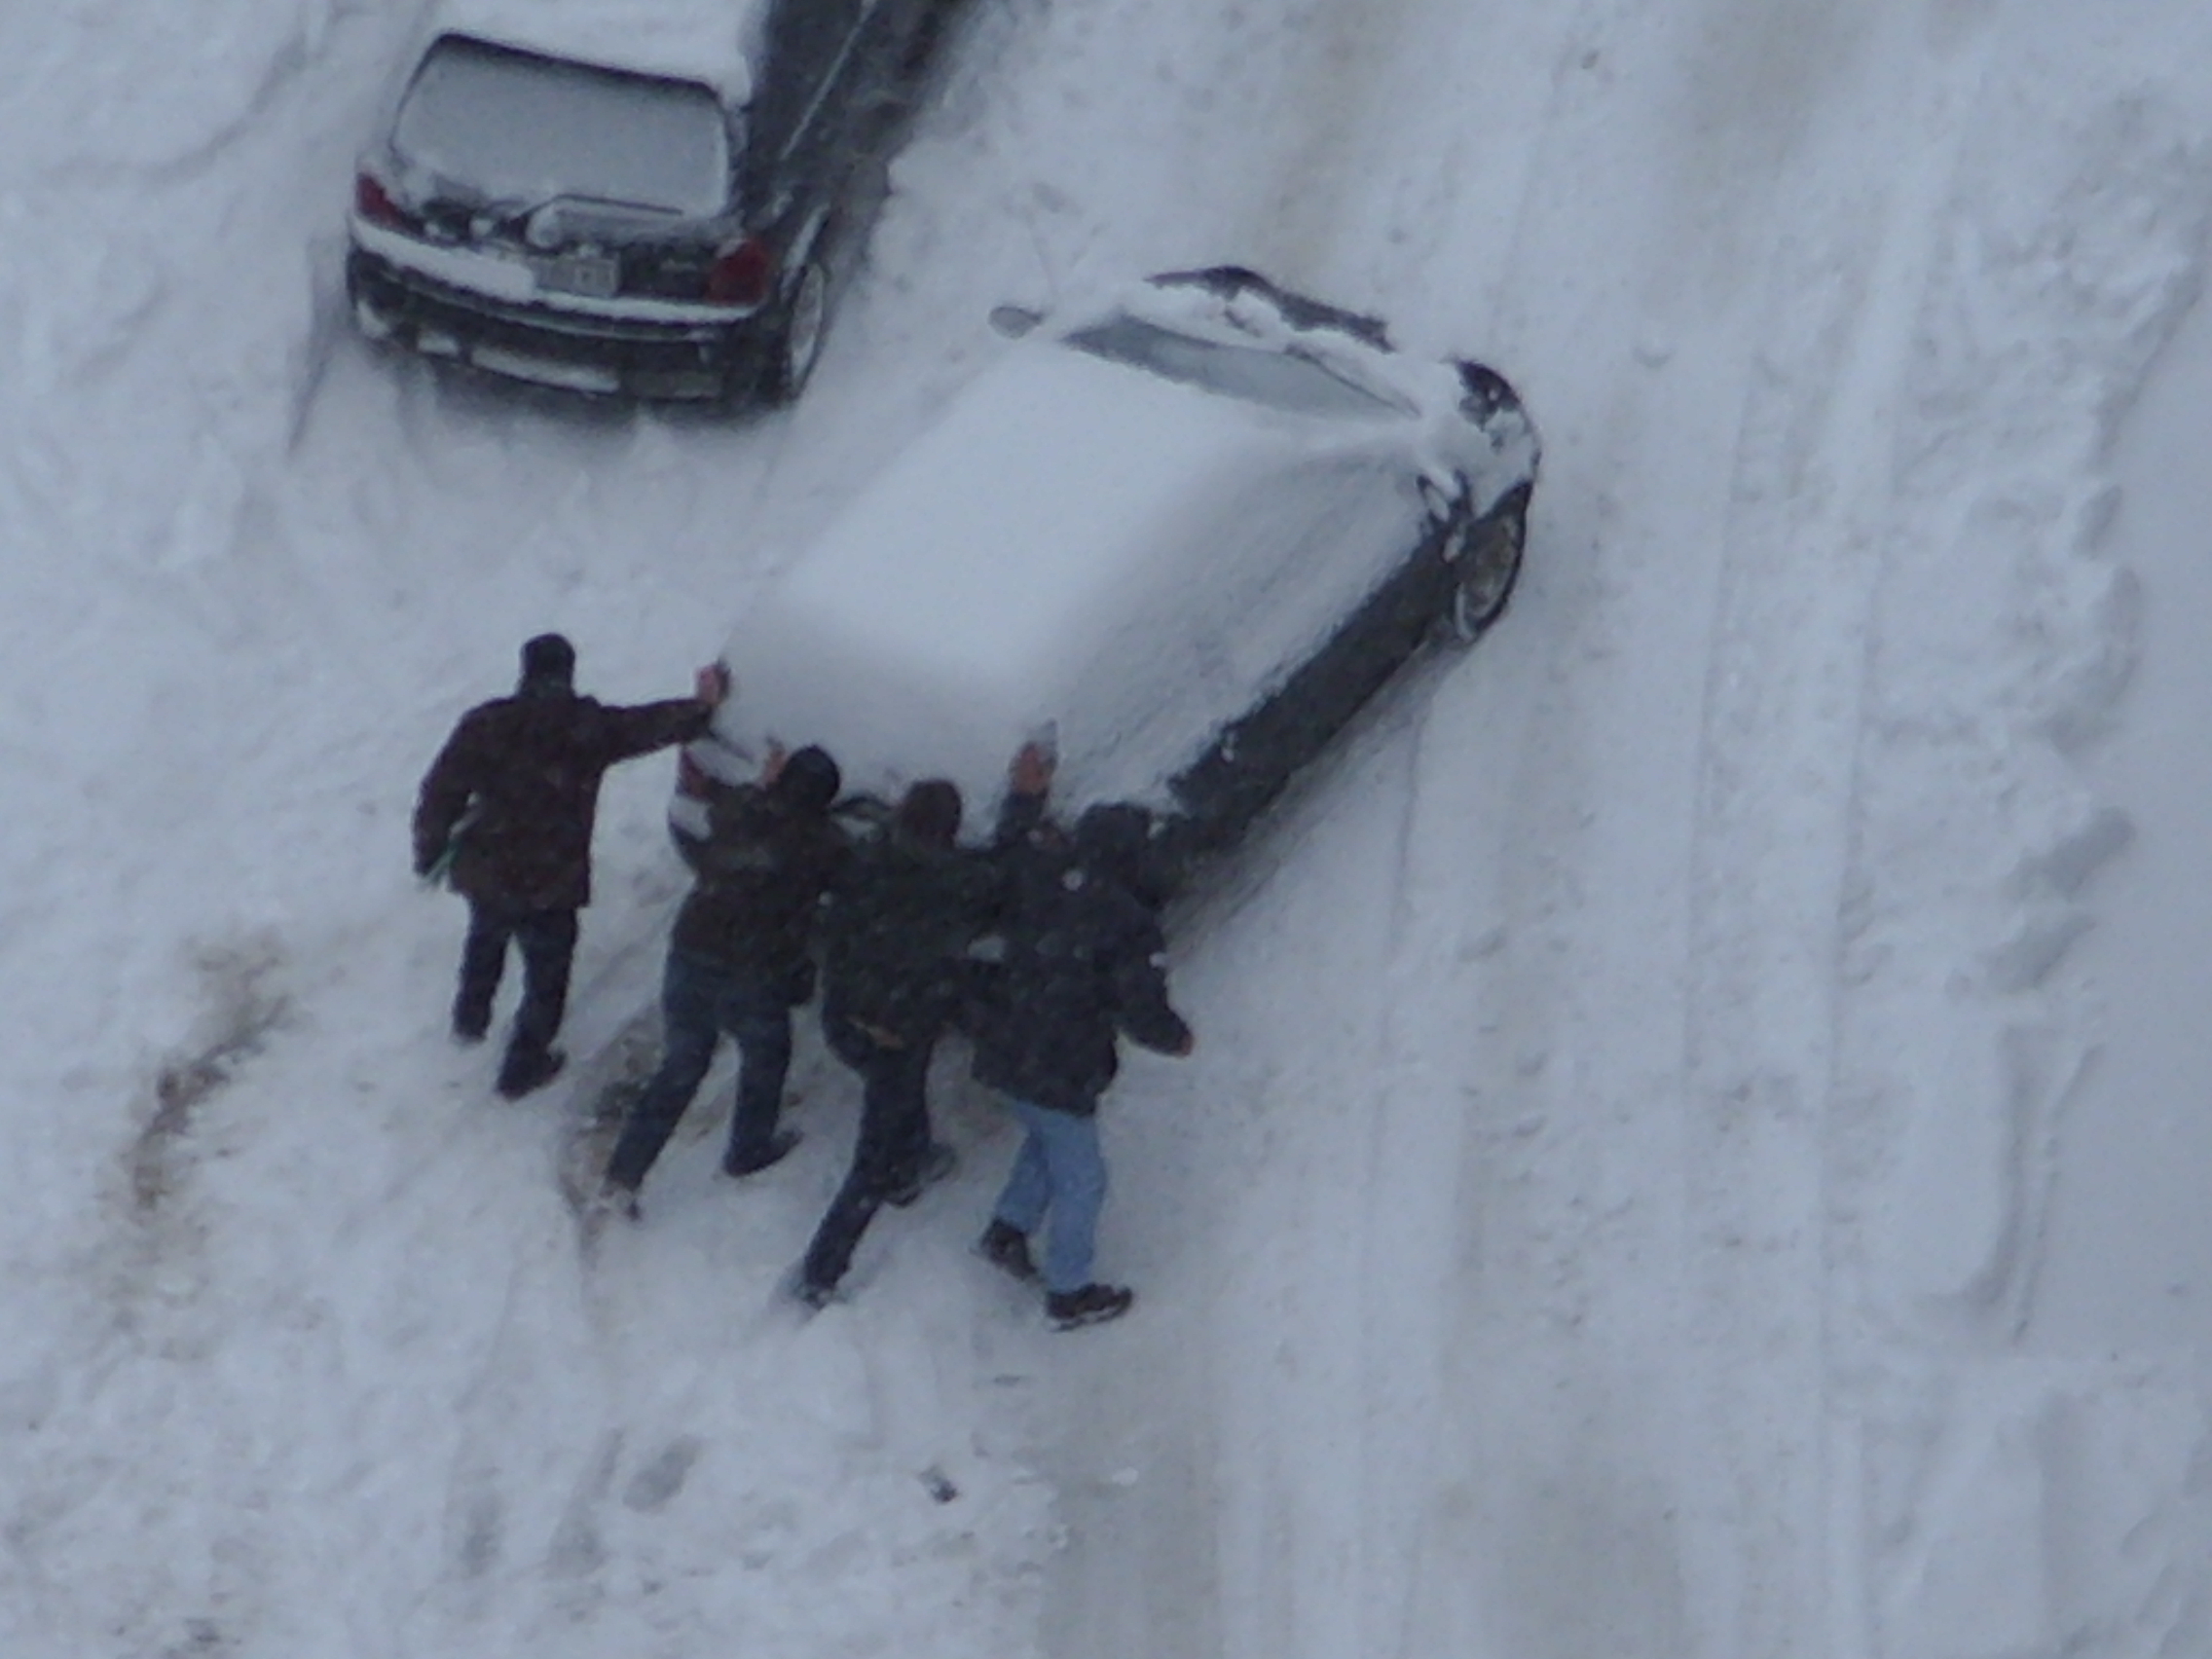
[424,0,765,100]
[713,333,1460,826]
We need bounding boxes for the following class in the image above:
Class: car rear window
[1062,314,1412,420]
[393,34,731,219]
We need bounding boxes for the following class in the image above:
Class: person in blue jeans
[599,744,851,1213]
[970,780,1194,1329]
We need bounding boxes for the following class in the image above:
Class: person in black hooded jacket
[793,777,1006,1305]
[970,786,1194,1329]
[412,634,723,1098]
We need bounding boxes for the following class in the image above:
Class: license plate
[538,252,620,299]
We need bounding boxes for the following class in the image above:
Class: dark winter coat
[668,782,852,997]
[821,830,1007,1050]
[969,828,1191,1118]
[413,684,710,912]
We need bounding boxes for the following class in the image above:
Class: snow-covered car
[672,267,1539,895]
[345,0,965,402]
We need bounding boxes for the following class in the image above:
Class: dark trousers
[800,1014,937,1294]
[604,949,794,1192]
[456,901,577,1068]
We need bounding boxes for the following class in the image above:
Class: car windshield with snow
[671,267,1540,899]
[346,0,969,402]
[1060,312,1417,419]
[389,35,734,219]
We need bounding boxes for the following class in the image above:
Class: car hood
[713,342,1448,826]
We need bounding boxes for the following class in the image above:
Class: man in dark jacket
[599,744,852,1211]
[971,789,1194,1329]
[413,633,722,1098]
[793,757,1048,1307]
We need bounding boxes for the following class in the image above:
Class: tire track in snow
[1636,9,2004,1653]
[1223,0,1443,289]
[1673,97,1955,1659]
[1314,3,1931,1654]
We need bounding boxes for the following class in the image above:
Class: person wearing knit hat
[413,637,728,1098]
[967,761,1194,1330]
[598,742,854,1211]
[519,631,576,685]
[791,772,1029,1309]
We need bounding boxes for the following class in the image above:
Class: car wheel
[758,263,829,404]
[1448,495,1527,643]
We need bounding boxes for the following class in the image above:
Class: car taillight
[706,239,773,306]
[353,171,414,231]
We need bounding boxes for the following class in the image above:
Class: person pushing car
[413,633,724,1097]
[792,747,1053,1308]
[596,741,853,1214]
[971,757,1195,1330]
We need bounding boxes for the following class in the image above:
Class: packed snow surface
[4,2,2212,1658]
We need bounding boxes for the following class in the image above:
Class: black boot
[721,1127,801,1177]
[497,1044,566,1100]
[1047,1283,1134,1330]
[885,1142,958,1208]
[977,1219,1039,1284]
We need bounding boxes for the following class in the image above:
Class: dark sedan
[671,268,1540,898]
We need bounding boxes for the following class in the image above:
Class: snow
[424,0,767,101]
[4,1,2212,1657]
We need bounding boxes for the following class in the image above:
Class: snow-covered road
[5,1,2212,1656]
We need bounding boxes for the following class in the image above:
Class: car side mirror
[988,304,1043,339]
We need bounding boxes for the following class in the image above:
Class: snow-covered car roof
[424,0,768,101]
[704,273,1537,833]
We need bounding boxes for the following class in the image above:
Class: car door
[1162,457,1432,861]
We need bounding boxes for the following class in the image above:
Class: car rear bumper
[347,246,770,401]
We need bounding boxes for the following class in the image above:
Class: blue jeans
[604,949,794,1192]
[991,1099,1108,1294]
